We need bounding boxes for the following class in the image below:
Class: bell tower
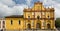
[32,1,45,11]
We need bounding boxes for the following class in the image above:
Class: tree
[55,18,60,28]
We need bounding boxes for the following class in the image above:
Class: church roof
[5,15,23,18]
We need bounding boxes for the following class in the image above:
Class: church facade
[5,1,55,30]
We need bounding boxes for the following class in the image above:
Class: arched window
[37,15,40,19]
[28,16,30,20]
[11,20,13,25]
[48,16,50,19]
[48,16,49,18]
[19,20,20,25]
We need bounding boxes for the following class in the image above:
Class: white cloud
[0,0,16,6]
[0,0,28,18]
[0,3,14,17]
[12,4,28,15]
[0,4,28,17]
[25,0,32,6]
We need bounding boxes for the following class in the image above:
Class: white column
[41,20,45,29]
[31,20,34,26]
[31,20,34,29]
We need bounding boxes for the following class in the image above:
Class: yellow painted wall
[5,18,24,30]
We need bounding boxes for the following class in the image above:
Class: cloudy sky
[0,0,60,18]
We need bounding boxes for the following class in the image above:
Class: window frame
[19,20,20,25]
[11,20,13,25]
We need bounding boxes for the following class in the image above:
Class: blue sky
[0,0,60,18]
[13,0,43,7]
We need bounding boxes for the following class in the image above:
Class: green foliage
[55,18,60,28]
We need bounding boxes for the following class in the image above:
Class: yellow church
[5,1,55,30]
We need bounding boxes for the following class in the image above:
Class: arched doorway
[36,23,41,29]
[47,24,51,29]
[27,24,31,29]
